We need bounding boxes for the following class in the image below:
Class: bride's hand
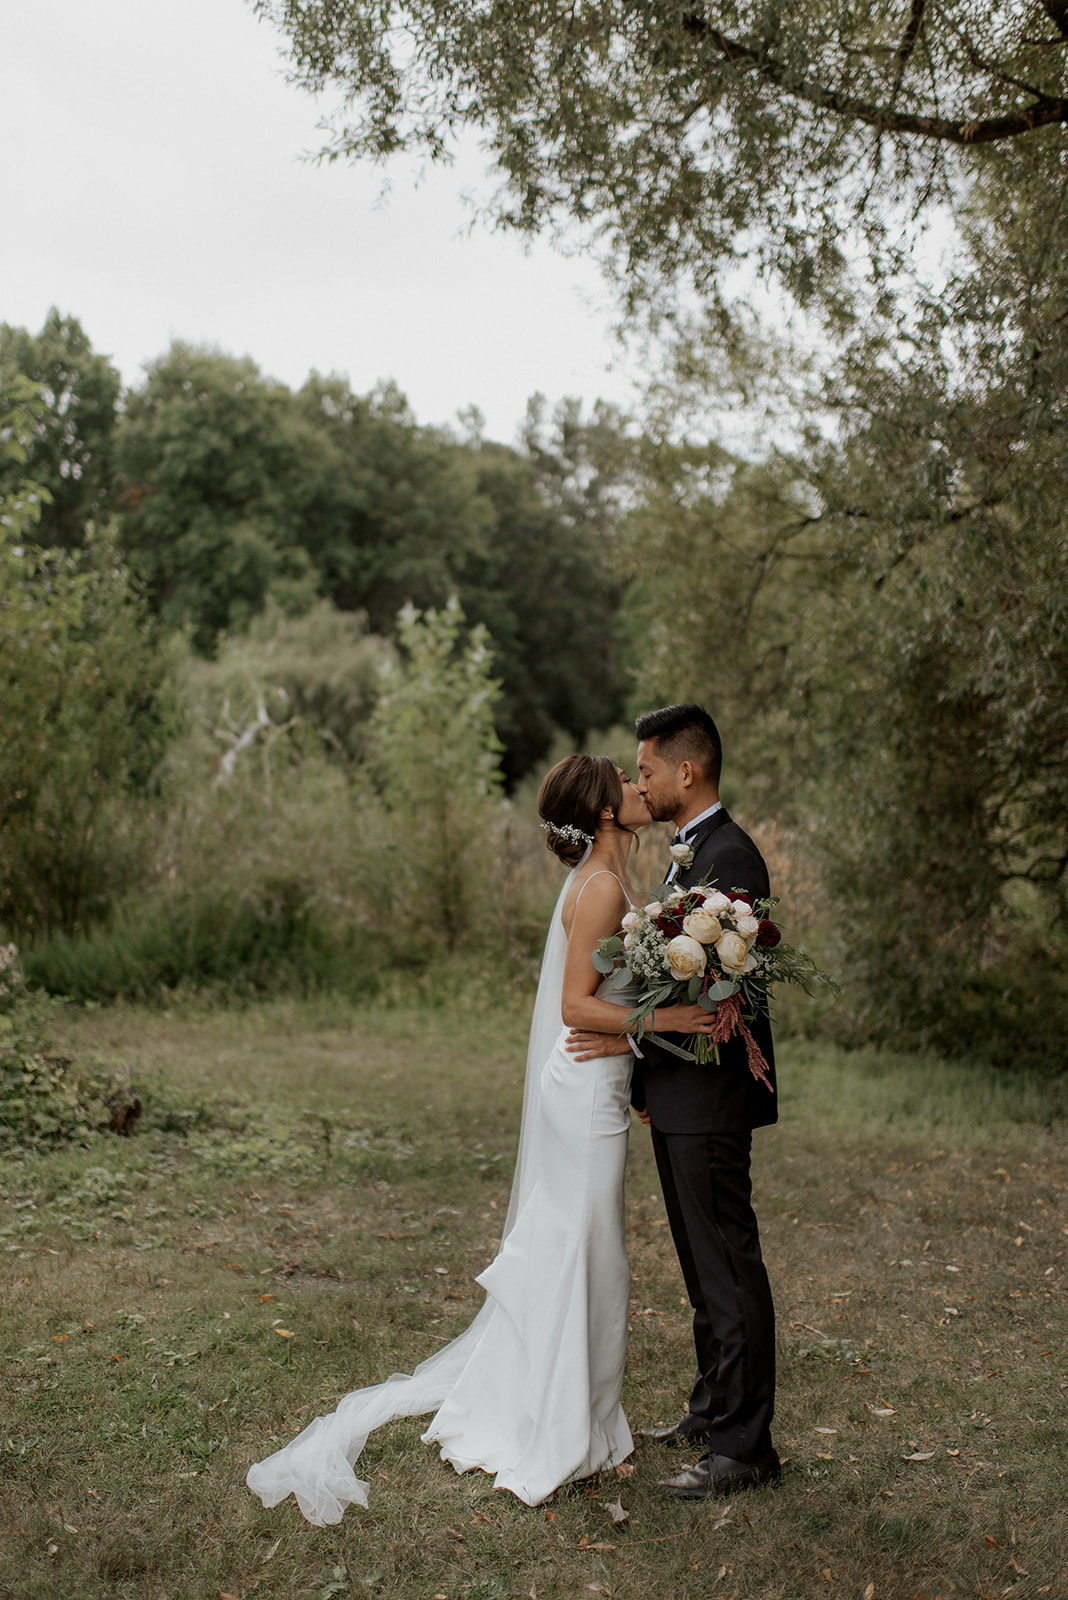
[651,1002,720,1035]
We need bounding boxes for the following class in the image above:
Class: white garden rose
[682,907,722,945]
[701,890,731,914]
[623,931,639,951]
[665,935,706,982]
[735,912,760,940]
[715,929,758,975]
[643,901,663,918]
[621,910,641,933]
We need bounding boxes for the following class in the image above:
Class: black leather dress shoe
[658,1448,781,1499]
[640,1414,713,1447]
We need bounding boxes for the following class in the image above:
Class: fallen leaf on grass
[863,1584,875,1600]
[983,1533,998,1548]
[604,1498,629,1524]
[273,1328,294,1339]
[814,1427,837,1435]
[615,1462,636,1478]
[903,1451,936,1461]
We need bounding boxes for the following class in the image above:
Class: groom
[568,703,780,1498]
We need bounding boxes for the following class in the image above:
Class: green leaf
[702,979,737,1007]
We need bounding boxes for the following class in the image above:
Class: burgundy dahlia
[756,919,781,948]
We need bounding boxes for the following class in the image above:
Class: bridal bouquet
[593,882,832,1086]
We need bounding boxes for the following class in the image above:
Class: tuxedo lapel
[673,809,732,887]
[683,809,731,857]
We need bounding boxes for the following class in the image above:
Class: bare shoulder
[562,868,627,939]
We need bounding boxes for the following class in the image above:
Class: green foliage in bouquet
[595,881,835,1076]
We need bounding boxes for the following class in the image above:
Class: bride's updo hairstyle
[537,755,627,868]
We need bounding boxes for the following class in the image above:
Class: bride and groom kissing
[248,702,780,1523]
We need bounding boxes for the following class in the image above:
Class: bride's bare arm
[561,876,718,1037]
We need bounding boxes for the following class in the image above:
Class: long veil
[246,865,577,1526]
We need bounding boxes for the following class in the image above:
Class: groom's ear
[678,759,697,790]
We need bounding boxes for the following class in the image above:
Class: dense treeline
[0,318,628,1010]
[4,206,1067,1066]
[0,315,626,785]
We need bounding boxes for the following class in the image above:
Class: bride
[247,754,717,1521]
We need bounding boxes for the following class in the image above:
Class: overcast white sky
[1,0,639,442]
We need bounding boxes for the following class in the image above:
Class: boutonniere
[669,841,694,869]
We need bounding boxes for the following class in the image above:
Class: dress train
[246,870,634,1522]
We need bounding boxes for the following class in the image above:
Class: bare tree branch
[1042,0,1068,42]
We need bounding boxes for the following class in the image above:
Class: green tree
[292,375,628,782]
[0,311,121,547]
[116,343,321,650]
[618,148,1068,1061]
[292,373,491,629]
[461,438,627,784]
[0,376,52,541]
[368,598,503,947]
[252,0,1068,313]
[0,522,172,940]
[797,153,1068,1059]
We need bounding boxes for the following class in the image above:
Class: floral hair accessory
[540,821,595,846]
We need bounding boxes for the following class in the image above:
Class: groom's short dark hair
[635,703,723,785]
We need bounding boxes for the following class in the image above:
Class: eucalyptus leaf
[704,979,738,1004]
[591,952,616,975]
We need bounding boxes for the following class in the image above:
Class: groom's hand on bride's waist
[564,1028,633,1061]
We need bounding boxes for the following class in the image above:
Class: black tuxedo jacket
[631,809,778,1135]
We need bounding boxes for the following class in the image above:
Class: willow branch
[682,15,1068,143]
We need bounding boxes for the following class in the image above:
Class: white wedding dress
[247,869,637,1522]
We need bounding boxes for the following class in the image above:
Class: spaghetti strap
[573,870,637,910]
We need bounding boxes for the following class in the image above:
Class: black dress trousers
[650,1125,776,1461]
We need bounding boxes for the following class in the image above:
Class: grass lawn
[1,997,1066,1600]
